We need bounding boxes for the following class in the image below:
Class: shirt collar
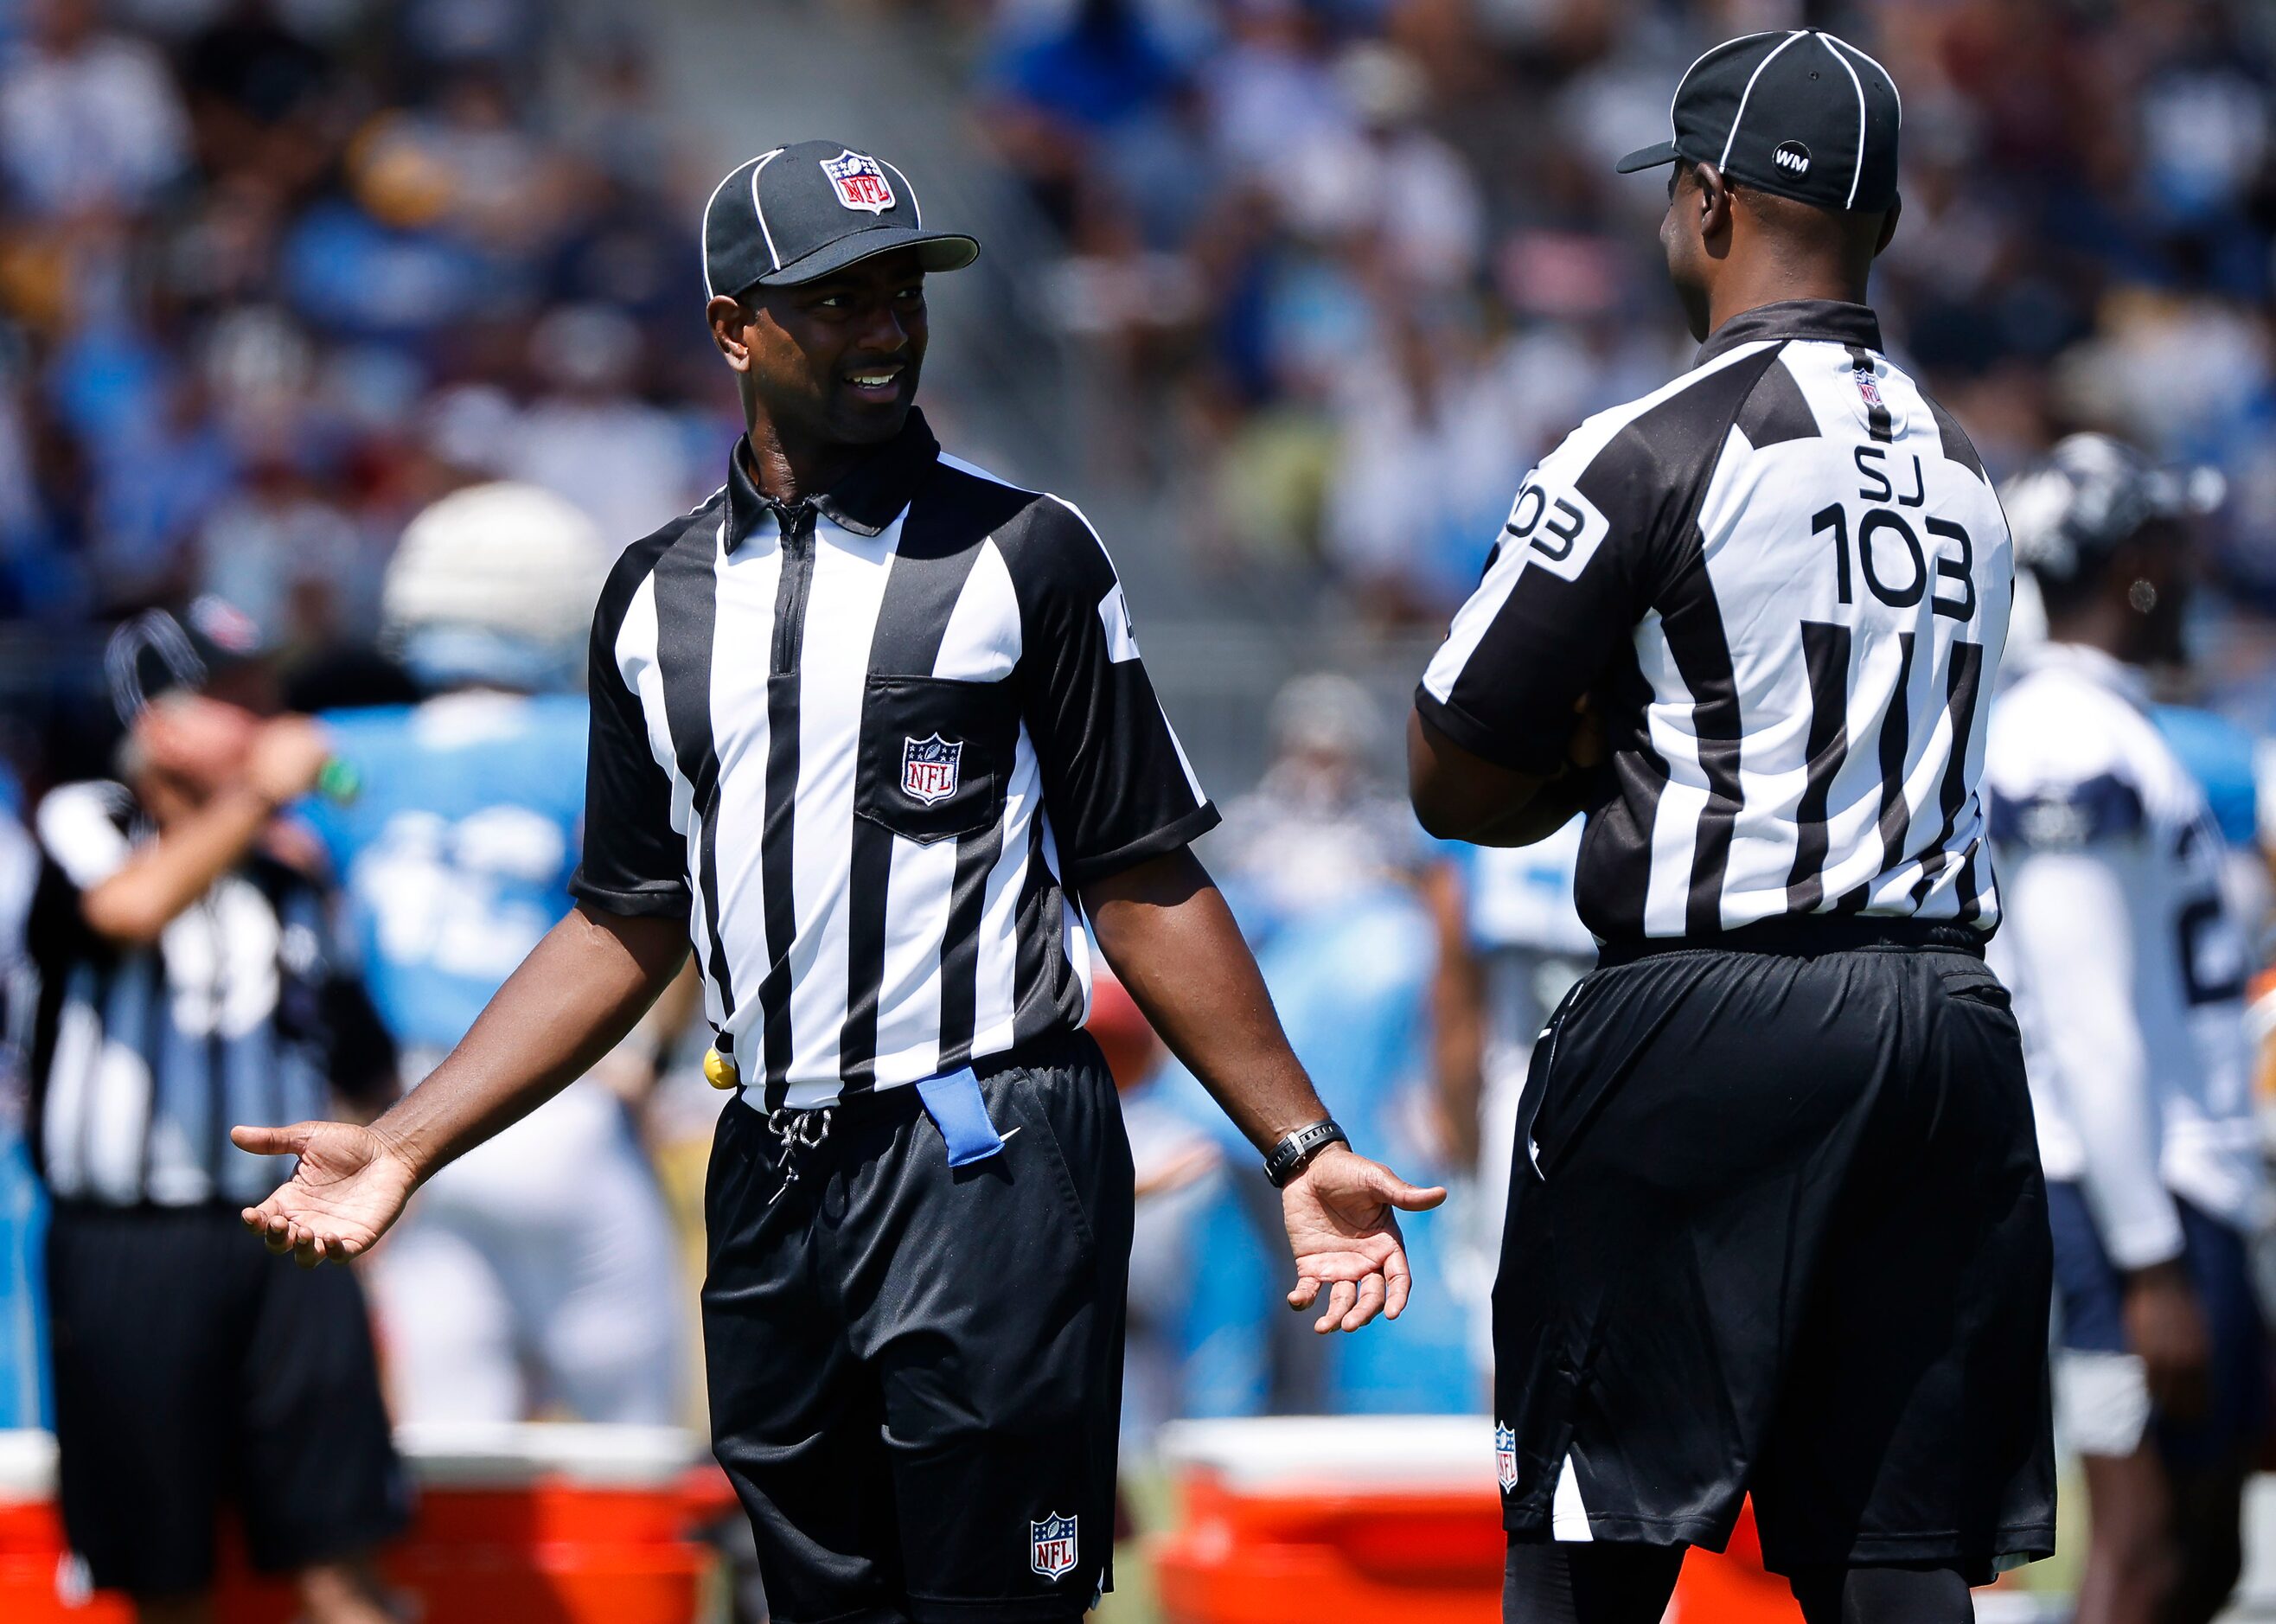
[725,406,940,550]
[1695,298,1883,367]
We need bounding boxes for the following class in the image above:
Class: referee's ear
[1691,159,1736,249]
[708,295,756,373]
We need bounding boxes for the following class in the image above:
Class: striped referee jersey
[571,408,1216,1110]
[22,782,331,1205]
[1420,299,2012,942]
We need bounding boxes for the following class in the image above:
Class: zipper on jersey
[771,503,817,675]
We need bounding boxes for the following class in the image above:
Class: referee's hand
[230,1121,420,1268]
[1281,1144,1447,1333]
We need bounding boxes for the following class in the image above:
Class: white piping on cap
[748,147,788,271]
[1825,33,1902,129]
[1817,33,1870,208]
[1720,29,1807,170]
[700,149,786,297]
[1664,32,1763,145]
[878,158,919,227]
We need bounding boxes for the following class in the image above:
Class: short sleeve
[1416,426,1651,775]
[35,782,134,891]
[1004,496,1218,885]
[567,559,690,918]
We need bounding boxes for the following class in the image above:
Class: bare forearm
[1084,848,1327,1154]
[1422,865,1485,1169]
[82,787,273,942]
[374,904,687,1180]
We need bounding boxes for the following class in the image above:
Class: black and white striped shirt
[570,409,1216,1110]
[1420,300,2011,942]
[23,782,333,1206]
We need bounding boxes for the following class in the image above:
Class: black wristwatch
[1263,1119,1348,1188]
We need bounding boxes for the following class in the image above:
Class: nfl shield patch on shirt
[1496,1423,1519,1493]
[1030,1512,1078,1579]
[902,733,962,804]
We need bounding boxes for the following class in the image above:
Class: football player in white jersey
[1986,434,2261,1624]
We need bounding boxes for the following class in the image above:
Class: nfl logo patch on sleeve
[902,734,962,804]
[1496,1423,1519,1493]
[1030,1512,1078,1579]
[821,150,897,214]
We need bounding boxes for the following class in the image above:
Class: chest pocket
[854,675,1020,844]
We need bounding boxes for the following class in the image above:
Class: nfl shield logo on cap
[1029,1512,1078,1580]
[821,149,897,214]
[902,734,962,804]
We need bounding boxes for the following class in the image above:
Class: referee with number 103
[1412,34,2054,1624]
[233,141,1444,1623]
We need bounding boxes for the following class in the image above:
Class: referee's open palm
[230,1121,419,1268]
[1282,1146,1447,1334]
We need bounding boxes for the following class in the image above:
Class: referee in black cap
[1410,34,2054,1624]
[233,141,1444,1622]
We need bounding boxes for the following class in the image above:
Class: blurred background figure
[22,612,405,1623]
[1989,435,2263,1624]
[297,481,687,1427]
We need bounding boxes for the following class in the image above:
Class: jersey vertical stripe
[572,411,1214,1109]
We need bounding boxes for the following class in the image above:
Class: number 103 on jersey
[1814,447,1978,622]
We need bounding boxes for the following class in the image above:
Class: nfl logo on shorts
[1495,1423,1519,1493]
[821,149,896,214]
[902,734,962,804]
[1029,1512,1078,1580]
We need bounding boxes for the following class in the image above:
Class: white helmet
[381,482,612,691]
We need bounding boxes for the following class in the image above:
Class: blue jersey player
[304,482,684,1426]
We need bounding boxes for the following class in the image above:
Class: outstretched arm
[1083,847,1446,1333]
[234,904,687,1264]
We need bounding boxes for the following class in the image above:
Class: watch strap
[1263,1119,1348,1188]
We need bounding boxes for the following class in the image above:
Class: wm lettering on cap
[1774,140,1812,175]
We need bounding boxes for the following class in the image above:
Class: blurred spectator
[0,0,189,221]
[1215,672,1424,917]
[508,304,698,543]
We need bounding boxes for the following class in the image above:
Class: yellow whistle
[703,1048,740,1090]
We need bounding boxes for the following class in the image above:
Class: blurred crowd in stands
[964,0,2276,649]
[0,0,726,784]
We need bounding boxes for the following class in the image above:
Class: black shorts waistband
[1595,916,1989,968]
[743,1026,1106,1119]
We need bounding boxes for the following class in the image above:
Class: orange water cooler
[0,1423,732,1622]
[1149,1416,1801,1624]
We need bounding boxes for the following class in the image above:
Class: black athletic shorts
[704,1030,1135,1624]
[1493,921,2055,1581]
[45,1202,411,1596]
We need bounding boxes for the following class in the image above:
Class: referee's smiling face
[707,248,929,453]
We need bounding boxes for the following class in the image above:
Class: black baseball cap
[701,141,981,299]
[1616,30,1902,214]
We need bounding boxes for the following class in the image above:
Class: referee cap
[702,141,981,300]
[2001,433,2224,585]
[1616,29,1902,213]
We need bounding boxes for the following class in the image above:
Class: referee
[234,141,1442,1622]
[29,617,406,1623]
[1409,35,2053,1624]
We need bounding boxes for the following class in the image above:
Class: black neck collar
[1696,298,1883,366]
[726,407,940,547]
